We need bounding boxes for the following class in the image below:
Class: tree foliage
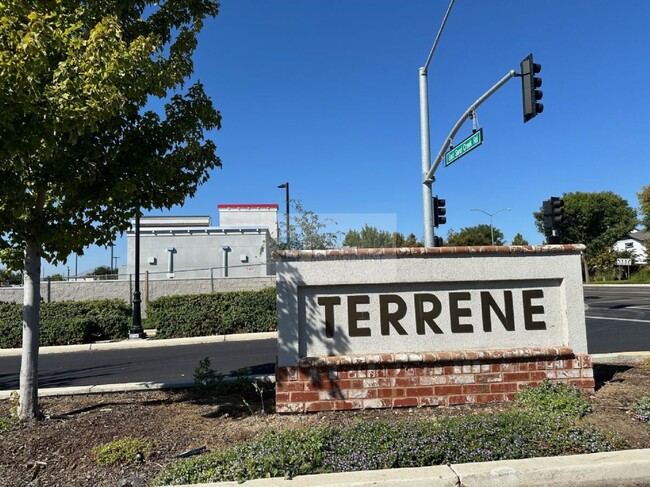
[282,200,341,250]
[446,224,504,246]
[533,191,637,257]
[0,0,221,419]
[511,233,529,246]
[638,185,650,231]
[343,225,394,248]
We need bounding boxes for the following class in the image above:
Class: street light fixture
[129,211,146,339]
[277,182,290,247]
[470,208,511,246]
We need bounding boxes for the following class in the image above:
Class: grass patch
[153,381,622,486]
[92,437,153,466]
[0,416,18,432]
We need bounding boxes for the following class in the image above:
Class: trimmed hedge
[148,287,277,339]
[0,300,131,348]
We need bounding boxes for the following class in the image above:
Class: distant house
[613,230,649,265]
[123,204,279,280]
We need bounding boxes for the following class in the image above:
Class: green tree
[283,200,341,250]
[511,233,529,245]
[638,185,650,231]
[446,224,504,246]
[533,191,637,258]
[0,268,22,285]
[92,265,118,280]
[0,1,221,419]
[343,225,395,248]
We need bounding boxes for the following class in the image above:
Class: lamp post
[129,211,146,339]
[278,182,290,247]
[420,0,455,247]
[470,208,511,246]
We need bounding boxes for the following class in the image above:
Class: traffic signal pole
[419,0,454,248]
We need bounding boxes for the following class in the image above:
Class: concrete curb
[164,448,650,487]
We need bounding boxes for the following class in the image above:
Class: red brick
[276,392,290,403]
[462,384,490,394]
[434,385,463,395]
[392,397,418,408]
[530,371,548,381]
[277,381,305,392]
[394,377,420,387]
[305,402,334,412]
[475,373,502,384]
[290,391,320,402]
[490,382,519,393]
[569,378,595,389]
[378,387,405,398]
[277,367,297,381]
[405,386,434,397]
[448,395,470,405]
[476,394,505,404]
[503,372,530,382]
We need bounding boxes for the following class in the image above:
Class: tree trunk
[18,240,42,419]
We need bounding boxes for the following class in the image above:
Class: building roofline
[218,204,279,210]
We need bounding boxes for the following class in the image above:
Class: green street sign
[444,128,483,167]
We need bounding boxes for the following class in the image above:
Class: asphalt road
[584,285,650,353]
[0,338,277,391]
[0,286,648,391]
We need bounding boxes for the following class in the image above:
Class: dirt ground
[1,362,649,487]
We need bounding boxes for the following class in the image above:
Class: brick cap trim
[298,347,578,368]
[272,244,586,261]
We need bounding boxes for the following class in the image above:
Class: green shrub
[92,437,153,466]
[0,299,130,348]
[149,287,276,339]
[514,379,592,418]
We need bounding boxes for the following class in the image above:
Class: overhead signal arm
[424,69,518,184]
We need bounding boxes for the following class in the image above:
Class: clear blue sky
[44,0,650,277]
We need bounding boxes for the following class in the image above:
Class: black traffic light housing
[521,53,543,123]
[433,196,447,228]
[542,196,564,243]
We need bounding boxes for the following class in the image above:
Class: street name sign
[444,128,483,167]
[616,258,632,266]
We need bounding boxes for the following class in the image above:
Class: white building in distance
[613,230,648,265]
[123,204,279,280]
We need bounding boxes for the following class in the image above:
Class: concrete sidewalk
[168,448,650,486]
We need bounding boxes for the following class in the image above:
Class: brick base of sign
[275,347,594,413]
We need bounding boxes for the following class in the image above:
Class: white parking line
[587,315,650,324]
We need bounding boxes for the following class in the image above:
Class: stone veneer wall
[276,347,594,413]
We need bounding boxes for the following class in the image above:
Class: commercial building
[122,204,279,280]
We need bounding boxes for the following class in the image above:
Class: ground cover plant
[152,382,621,485]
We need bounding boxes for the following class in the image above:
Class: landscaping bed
[0,361,649,487]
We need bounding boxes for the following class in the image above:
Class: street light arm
[424,69,518,183]
[422,0,455,74]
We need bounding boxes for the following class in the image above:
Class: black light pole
[278,182,290,247]
[129,211,146,339]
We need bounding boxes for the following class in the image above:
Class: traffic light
[520,53,543,123]
[433,236,444,247]
[542,196,564,243]
[433,196,447,228]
